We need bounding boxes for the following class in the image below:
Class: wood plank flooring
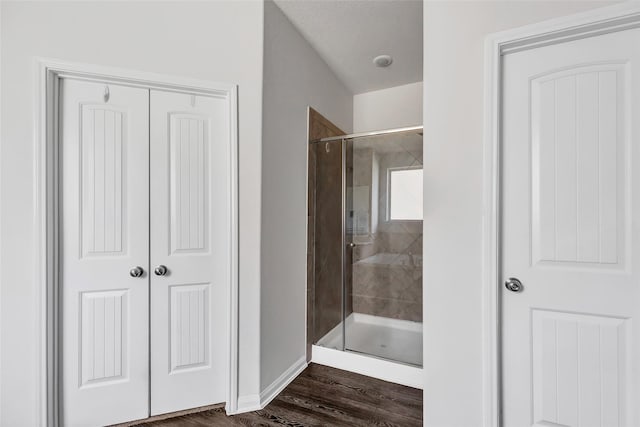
[138,364,423,426]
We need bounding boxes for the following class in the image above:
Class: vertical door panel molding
[531,310,630,426]
[168,113,209,255]
[169,283,210,372]
[80,105,128,257]
[530,62,628,268]
[80,290,128,386]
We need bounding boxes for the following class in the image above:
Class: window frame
[386,165,424,222]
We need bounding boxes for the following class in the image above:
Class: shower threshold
[311,344,423,389]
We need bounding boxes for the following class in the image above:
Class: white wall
[0,2,264,425]
[353,81,422,133]
[422,2,618,426]
[260,0,352,392]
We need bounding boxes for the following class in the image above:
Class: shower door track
[310,125,423,143]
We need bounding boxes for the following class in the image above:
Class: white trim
[235,394,261,414]
[482,3,640,426]
[259,356,308,409]
[37,58,236,95]
[305,105,311,363]
[225,82,240,418]
[0,0,2,419]
[312,345,422,389]
[34,58,240,426]
[0,0,2,416]
[482,24,502,427]
[234,357,310,415]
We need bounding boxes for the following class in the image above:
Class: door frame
[34,58,240,426]
[482,3,640,426]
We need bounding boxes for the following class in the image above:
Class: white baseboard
[234,394,261,414]
[232,356,308,415]
[312,345,423,389]
[259,355,308,408]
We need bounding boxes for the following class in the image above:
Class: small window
[389,168,423,221]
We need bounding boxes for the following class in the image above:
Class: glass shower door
[344,131,423,366]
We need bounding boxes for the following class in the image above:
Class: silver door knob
[129,266,144,278]
[505,277,523,292]
[348,242,357,248]
[154,265,168,276]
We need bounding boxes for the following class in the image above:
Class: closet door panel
[61,79,150,426]
[150,91,230,415]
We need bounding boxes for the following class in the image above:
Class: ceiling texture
[274,0,423,95]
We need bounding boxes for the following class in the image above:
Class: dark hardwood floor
[139,364,422,426]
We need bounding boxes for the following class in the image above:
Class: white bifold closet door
[61,80,150,426]
[61,79,229,426]
[149,90,229,415]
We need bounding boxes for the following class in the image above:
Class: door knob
[348,242,357,248]
[505,277,523,292]
[154,265,168,276]
[129,266,144,278]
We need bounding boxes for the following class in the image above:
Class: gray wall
[261,0,352,391]
[0,2,264,423]
[422,1,619,425]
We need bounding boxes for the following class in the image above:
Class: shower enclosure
[309,126,423,367]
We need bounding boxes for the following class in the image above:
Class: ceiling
[274,0,423,95]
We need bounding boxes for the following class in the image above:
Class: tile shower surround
[312,139,345,342]
[346,134,423,323]
[350,228,422,322]
[307,108,345,353]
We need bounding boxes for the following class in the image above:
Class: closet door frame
[34,58,239,426]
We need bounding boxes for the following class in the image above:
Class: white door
[61,79,150,426]
[502,28,640,426]
[149,90,230,415]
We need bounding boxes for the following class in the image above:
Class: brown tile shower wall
[348,139,423,323]
[351,231,423,323]
[307,108,345,360]
[313,140,343,340]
